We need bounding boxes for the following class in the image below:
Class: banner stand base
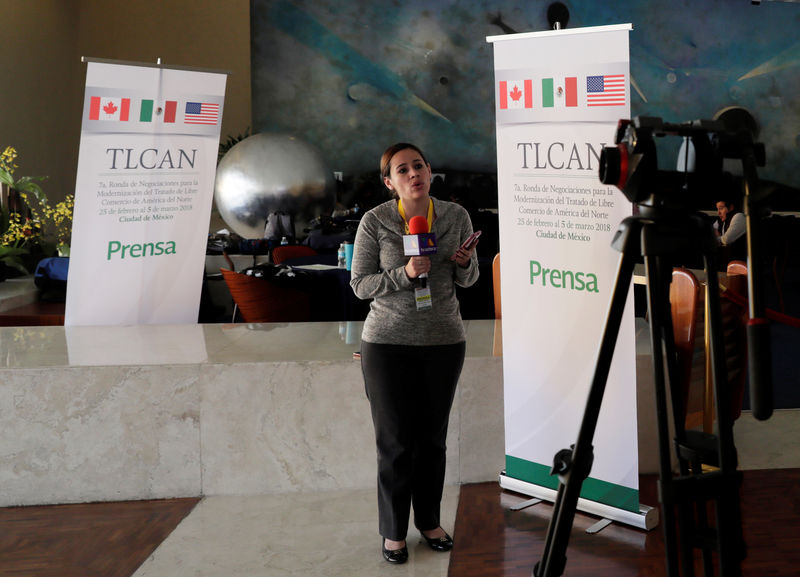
[499,472,659,531]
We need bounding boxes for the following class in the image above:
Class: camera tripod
[534,207,747,577]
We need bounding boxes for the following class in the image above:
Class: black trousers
[360,340,465,541]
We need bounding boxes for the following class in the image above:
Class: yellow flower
[0,146,18,175]
[0,145,54,273]
[14,193,74,248]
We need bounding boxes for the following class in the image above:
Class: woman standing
[350,143,479,564]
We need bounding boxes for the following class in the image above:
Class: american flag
[184,102,220,125]
[586,74,626,107]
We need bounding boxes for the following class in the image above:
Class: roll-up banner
[65,59,227,326]
[488,25,655,529]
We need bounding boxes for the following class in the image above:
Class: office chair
[220,268,310,323]
[270,245,318,265]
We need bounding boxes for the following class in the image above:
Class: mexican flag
[138,99,178,123]
[541,77,577,108]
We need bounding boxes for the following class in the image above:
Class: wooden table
[0,300,65,326]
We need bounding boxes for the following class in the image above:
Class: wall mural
[251,0,800,204]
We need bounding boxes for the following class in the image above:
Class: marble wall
[2,365,202,505]
[0,322,503,507]
[0,318,690,507]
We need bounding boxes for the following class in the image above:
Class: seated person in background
[714,199,747,263]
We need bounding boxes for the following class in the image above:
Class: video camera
[598,116,765,210]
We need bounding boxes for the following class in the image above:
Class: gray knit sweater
[350,197,479,346]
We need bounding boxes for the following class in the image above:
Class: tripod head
[598,116,766,218]
[600,116,774,421]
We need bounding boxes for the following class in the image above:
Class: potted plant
[0,146,57,276]
[34,193,74,257]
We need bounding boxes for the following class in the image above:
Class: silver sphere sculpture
[214,133,335,239]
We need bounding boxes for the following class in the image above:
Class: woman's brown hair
[379,142,429,181]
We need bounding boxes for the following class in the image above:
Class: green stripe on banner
[542,78,554,108]
[506,455,640,513]
[140,99,154,122]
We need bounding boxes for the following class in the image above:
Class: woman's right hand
[405,255,431,279]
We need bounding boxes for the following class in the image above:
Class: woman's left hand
[452,241,477,268]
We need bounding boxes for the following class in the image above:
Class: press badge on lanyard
[415,285,432,310]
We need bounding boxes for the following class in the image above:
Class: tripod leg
[534,250,638,577]
[641,253,693,577]
[704,249,745,577]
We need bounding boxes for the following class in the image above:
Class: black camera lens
[599,146,621,186]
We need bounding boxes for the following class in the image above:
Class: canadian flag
[499,80,533,110]
[89,96,131,121]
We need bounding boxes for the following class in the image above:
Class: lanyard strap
[397,198,434,234]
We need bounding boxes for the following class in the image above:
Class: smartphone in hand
[451,230,481,260]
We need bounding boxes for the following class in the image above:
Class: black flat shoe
[382,540,408,564]
[421,530,454,552]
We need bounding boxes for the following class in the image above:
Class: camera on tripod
[535,116,773,577]
[598,116,765,209]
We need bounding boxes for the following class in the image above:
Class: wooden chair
[719,263,748,424]
[726,260,747,277]
[668,264,748,436]
[674,268,746,466]
[270,245,318,265]
[492,253,502,356]
[220,268,310,323]
[669,268,702,422]
[492,253,501,319]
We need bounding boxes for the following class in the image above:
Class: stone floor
[132,409,800,577]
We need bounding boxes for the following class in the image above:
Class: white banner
[488,25,639,513]
[66,61,227,326]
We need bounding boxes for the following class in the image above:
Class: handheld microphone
[407,215,432,237]
[404,215,437,287]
